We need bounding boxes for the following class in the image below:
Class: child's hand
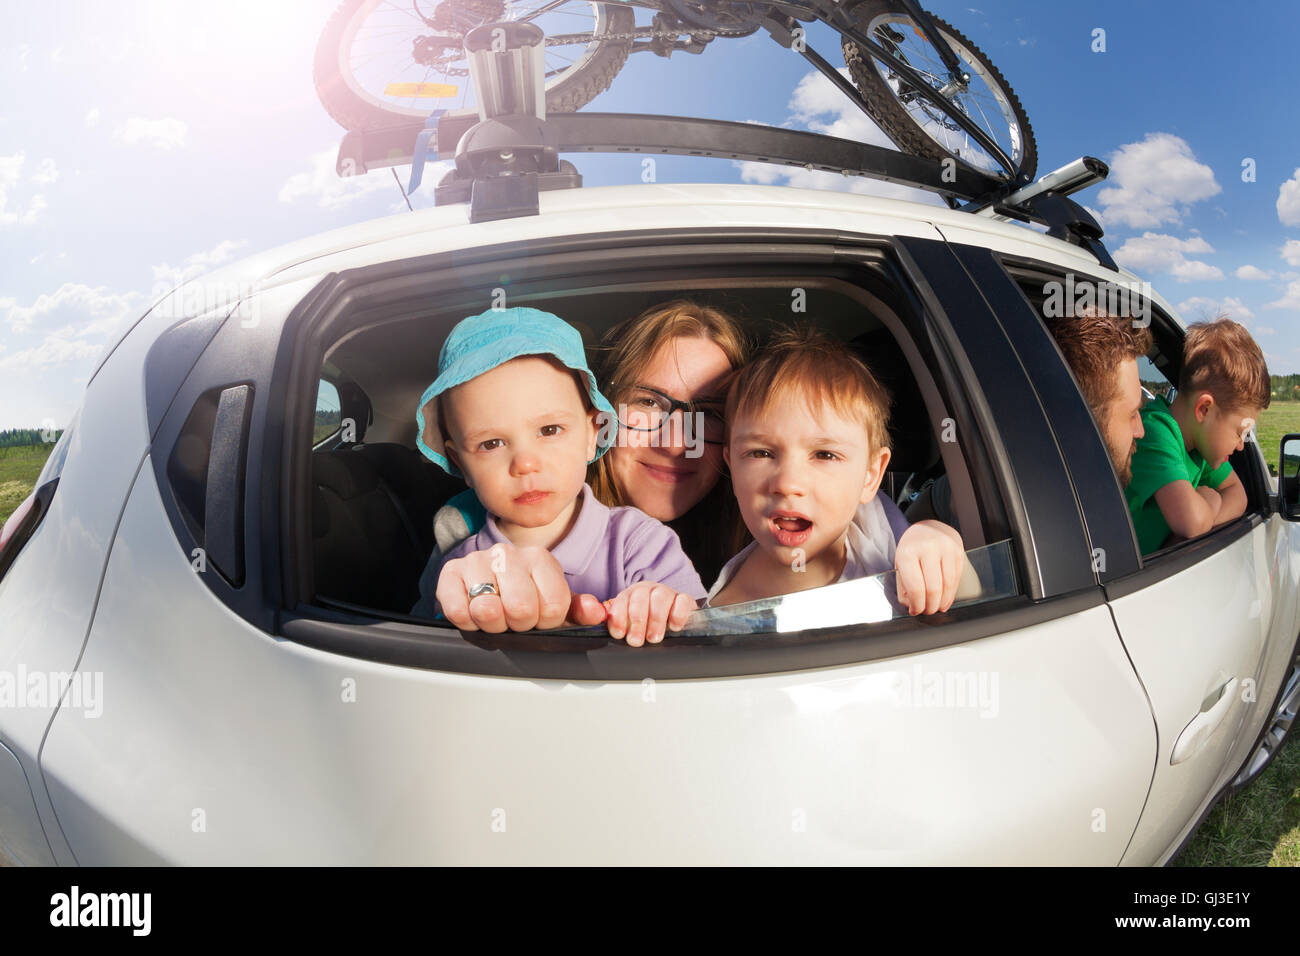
[603,582,697,647]
[437,544,607,631]
[894,519,965,616]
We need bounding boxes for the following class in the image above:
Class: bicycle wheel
[314,0,636,131]
[841,0,1036,182]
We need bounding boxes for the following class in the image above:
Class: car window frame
[265,226,1103,678]
[990,254,1272,597]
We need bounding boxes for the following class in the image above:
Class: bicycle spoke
[515,0,571,21]
[380,0,427,25]
[866,12,1019,171]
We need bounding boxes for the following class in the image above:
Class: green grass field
[0,429,1296,864]
[0,443,53,527]
[1255,404,1300,476]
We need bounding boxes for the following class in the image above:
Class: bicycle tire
[314,0,636,131]
[841,0,1037,182]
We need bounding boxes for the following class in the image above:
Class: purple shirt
[426,483,706,610]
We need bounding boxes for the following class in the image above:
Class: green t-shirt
[1125,395,1232,554]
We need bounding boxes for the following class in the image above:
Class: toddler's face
[725,397,889,570]
[1198,398,1260,470]
[442,356,599,528]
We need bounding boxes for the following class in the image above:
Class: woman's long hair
[588,299,752,585]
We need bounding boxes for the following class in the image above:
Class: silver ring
[468,582,499,599]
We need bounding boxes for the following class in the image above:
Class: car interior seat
[311,443,466,612]
[849,328,942,506]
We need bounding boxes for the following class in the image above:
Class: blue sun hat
[416,307,618,477]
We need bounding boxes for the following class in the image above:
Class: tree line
[0,428,64,448]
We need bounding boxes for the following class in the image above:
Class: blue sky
[3,0,1299,431]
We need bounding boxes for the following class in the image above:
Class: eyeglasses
[612,384,727,445]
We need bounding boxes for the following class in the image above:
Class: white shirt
[703,495,903,608]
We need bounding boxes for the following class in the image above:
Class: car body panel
[1110,521,1280,864]
[0,737,55,865]
[0,287,179,863]
[39,458,1156,865]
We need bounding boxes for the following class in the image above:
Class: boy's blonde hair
[725,324,892,453]
[1179,317,1271,412]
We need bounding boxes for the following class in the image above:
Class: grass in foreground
[1172,736,1300,866]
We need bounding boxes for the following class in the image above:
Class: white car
[3,11,1298,861]
[1,176,1297,865]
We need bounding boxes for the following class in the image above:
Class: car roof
[167,182,1179,328]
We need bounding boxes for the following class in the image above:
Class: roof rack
[334,20,1117,269]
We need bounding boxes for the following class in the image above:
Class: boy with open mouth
[707,325,964,613]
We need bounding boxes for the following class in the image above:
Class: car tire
[1229,632,1300,792]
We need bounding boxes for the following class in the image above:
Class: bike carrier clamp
[425,19,582,222]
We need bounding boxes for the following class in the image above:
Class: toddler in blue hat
[412,307,706,635]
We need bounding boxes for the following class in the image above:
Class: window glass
[1137,356,1172,399]
[314,380,342,445]
[308,275,1025,646]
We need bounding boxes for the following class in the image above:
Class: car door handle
[1170,677,1239,765]
[204,384,253,586]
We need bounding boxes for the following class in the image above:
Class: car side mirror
[1279,434,1300,520]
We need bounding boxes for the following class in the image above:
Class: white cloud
[1175,296,1254,322]
[278,146,439,211]
[3,283,143,337]
[152,239,249,287]
[112,117,188,150]
[786,68,896,149]
[1113,232,1223,282]
[0,284,146,375]
[84,107,101,128]
[0,336,103,372]
[1281,240,1300,268]
[1171,259,1225,282]
[1236,264,1272,280]
[0,152,45,225]
[1095,133,1220,230]
[734,69,941,205]
[1265,281,1300,312]
[1278,167,1300,227]
[30,157,58,185]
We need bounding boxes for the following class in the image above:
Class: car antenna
[391,168,414,212]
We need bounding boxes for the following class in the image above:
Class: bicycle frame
[601,0,1023,182]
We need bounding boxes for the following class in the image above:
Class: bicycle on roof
[315,0,1038,184]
